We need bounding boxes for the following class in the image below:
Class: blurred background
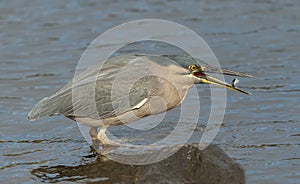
[0,0,299,183]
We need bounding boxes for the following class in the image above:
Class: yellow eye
[189,65,197,71]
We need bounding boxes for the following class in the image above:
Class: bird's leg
[89,127,100,150]
[89,127,98,140]
[97,125,120,147]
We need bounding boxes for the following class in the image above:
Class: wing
[28,55,151,121]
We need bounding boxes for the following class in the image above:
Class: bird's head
[188,64,253,95]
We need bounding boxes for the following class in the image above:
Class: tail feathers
[28,97,59,121]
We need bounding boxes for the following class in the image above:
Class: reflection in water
[31,144,245,184]
[1,0,300,183]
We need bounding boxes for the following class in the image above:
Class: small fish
[231,78,239,88]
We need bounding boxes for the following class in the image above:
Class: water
[1,0,300,183]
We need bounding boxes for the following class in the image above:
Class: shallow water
[1,0,300,183]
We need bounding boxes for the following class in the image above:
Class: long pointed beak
[200,75,252,95]
[191,66,253,95]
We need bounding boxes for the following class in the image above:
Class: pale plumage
[28,54,253,146]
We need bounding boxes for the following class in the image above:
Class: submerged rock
[32,144,244,184]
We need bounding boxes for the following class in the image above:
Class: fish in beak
[189,64,253,95]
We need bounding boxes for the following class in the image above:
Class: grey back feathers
[28,54,197,121]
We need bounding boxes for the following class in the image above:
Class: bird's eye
[189,65,197,71]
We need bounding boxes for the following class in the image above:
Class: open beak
[191,65,253,95]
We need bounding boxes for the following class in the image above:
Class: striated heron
[28,54,253,146]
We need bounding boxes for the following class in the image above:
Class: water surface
[0,0,299,183]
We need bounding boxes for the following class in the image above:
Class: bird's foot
[90,139,100,152]
[97,127,121,147]
[99,137,121,147]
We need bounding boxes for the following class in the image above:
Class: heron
[28,54,253,146]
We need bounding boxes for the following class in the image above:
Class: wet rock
[32,144,244,184]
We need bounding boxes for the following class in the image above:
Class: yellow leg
[97,125,120,146]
